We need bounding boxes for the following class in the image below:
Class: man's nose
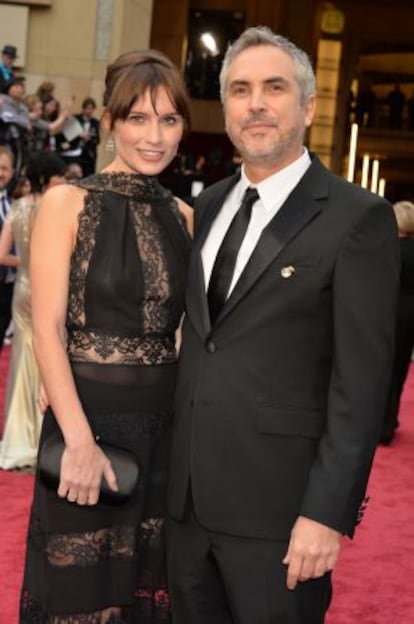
[248,89,266,111]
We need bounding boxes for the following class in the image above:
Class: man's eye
[268,82,284,93]
[232,86,248,96]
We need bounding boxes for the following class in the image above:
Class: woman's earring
[105,135,115,152]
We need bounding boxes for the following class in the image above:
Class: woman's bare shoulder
[38,183,88,223]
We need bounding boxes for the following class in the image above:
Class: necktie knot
[242,187,259,211]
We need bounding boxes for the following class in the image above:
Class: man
[0,76,31,174]
[167,26,399,624]
[75,97,100,176]
[0,145,15,351]
[0,45,17,94]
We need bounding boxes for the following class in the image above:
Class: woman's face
[43,98,57,116]
[46,173,66,189]
[110,86,184,176]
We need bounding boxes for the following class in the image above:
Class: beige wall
[15,0,153,167]
[24,0,153,107]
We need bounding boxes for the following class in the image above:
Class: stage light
[200,32,219,56]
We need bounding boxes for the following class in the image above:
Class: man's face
[8,81,25,101]
[83,104,96,119]
[0,153,14,191]
[223,45,315,178]
[2,53,14,68]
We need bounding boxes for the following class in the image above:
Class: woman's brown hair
[103,49,191,133]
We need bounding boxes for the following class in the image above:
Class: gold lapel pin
[280,265,295,279]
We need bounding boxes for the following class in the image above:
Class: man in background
[0,45,18,94]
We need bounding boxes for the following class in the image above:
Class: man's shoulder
[197,174,239,204]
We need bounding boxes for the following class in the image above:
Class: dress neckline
[77,171,165,199]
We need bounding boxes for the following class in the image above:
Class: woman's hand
[58,439,118,506]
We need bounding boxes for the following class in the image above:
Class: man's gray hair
[219,26,316,104]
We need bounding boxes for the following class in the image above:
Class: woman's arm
[47,96,74,136]
[30,184,117,505]
[0,218,19,266]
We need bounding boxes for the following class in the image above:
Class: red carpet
[0,347,34,624]
[1,347,414,623]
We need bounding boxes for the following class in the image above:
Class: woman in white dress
[0,153,66,469]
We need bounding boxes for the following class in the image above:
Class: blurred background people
[0,145,15,352]
[381,200,414,444]
[75,97,100,176]
[387,84,406,130]
[0,45,18,94]
[64,161,83,183]
[0,76,31,175]
[0,152,66,470]
[355,81,376,128]
[12,176,31,200]
[25,93,73,159]
[35,80,55,105]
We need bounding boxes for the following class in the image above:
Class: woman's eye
[128,114,145,123]
[162,115,180,126]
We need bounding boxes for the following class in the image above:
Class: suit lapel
[215,156,329,325]
[186,156,330,334]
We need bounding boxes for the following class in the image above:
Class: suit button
[205,340,216,354]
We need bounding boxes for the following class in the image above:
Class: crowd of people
[0,43,100,189]
[351,81,414,131]
[0,24,411,624]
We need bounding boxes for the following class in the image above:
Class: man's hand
[282,516,342,590]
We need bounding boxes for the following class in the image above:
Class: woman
[20,49,192,623]
[0,153,66,470]
[25,93,73,158]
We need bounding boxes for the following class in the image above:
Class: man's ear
[304,95,317,128]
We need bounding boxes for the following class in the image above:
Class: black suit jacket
[168,155,400,540]
[75,114,100,158]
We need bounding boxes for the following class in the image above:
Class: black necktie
[208,187,259,324]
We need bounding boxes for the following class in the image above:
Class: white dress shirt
[202,149,312,296]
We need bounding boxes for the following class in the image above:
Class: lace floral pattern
[45,525,136,567]
[67,330,177,366]
[20,592,171,623]
[66,172,189,366]
[21,517,169,623]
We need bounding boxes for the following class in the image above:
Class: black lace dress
[19,172,191,623]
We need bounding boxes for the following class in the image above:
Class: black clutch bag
[38,434,139,506]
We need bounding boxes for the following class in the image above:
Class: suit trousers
[0,281,13,350]
[167,499,332,624]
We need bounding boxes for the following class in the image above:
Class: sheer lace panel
[66,173,189,366]
[21,592,171,623]
[21,517,170,623]
[67,330,177,366]
[45,525,136,568]
[29,516,164,568]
